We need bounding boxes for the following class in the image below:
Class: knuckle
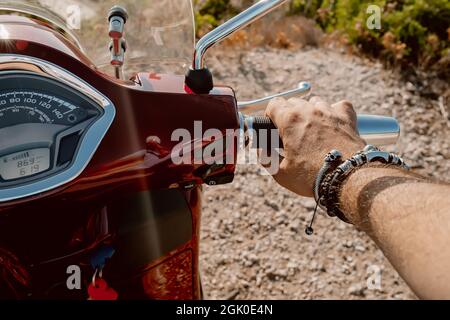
[287,97,306,105]
[271,97,287,107]
[309,96,323,104]
[312,108,324,117]
[340,100,354,108]
[266,97,286,117]
[339,100,356,114]
[286,111,302,123]
[287,98,309,111]
[337,100,357,120]
[279,159,290,172]
[265,104,276,118]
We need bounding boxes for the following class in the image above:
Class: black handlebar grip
[251,116,284,149]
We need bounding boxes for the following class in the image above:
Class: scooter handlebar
[246,114,400,148]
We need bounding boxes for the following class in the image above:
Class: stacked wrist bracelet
[305,145,409,235]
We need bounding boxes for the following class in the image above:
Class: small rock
[302,198,316,210]
[289,220,301,232]
[406,82,416,92]
[348,284,366,297]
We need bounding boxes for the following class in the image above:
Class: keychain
[88,268,118,300]
[87,245,118,300]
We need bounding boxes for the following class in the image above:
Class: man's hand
[265,96,450,299]
[265,96,365,197]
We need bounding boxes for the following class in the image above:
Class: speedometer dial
[0,90,90,128]
[0,72,104,187]
[0,55,115,203]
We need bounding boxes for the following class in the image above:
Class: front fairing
[0,1,239,300]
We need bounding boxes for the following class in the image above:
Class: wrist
[339,164,413,228]
[340,140,366,159]
[310,141,365,189]
[314,145,409,228]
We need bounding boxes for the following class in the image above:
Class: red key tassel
[88,279,118,300]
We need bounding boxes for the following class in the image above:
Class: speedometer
[0,71,105,188]
[0,55,115,203]
[0,90,90,128]
[0,74,98,130]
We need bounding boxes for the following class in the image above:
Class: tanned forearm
[266,97,450,299]
[340,166,450,299]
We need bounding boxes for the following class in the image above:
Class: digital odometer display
[0,148,50,181]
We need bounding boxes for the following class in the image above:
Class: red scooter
[0,0,399,299]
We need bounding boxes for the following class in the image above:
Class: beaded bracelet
[306,145,409,235]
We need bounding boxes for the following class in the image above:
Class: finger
[266,98,306,145]
[258,148,284,172]
[309,96,327,105]
[286,96,308,106]
[284,97,309,114]
[275,99,308,128]
[332,100,357,122]
[309,96,330,111]
[265,97,294,125]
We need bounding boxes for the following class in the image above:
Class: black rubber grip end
[253,116,277,131]
[185,68,214,94]
[252,116,284,149]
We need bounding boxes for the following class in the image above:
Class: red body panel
[0,15,239,299]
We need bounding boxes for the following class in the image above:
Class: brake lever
[238,82,312,114]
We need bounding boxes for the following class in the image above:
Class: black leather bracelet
[317,145,409,223]
[313,150,343,204]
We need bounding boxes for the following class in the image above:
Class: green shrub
[194,0,238,35]
[195,0,449,71]
[288,0,450,69]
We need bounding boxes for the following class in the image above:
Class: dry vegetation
[195,1,450,78]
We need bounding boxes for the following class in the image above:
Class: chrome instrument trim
[0,54,116,203]
[238,82,311,113]
[0,55,109,107]
[193,0,287,69]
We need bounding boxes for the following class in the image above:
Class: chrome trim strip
[0,54,116,203]
[0,55,109,107]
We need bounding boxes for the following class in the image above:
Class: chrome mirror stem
[108,6,128,80]
[193,0,287,70]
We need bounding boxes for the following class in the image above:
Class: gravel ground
[199,46,450,300]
